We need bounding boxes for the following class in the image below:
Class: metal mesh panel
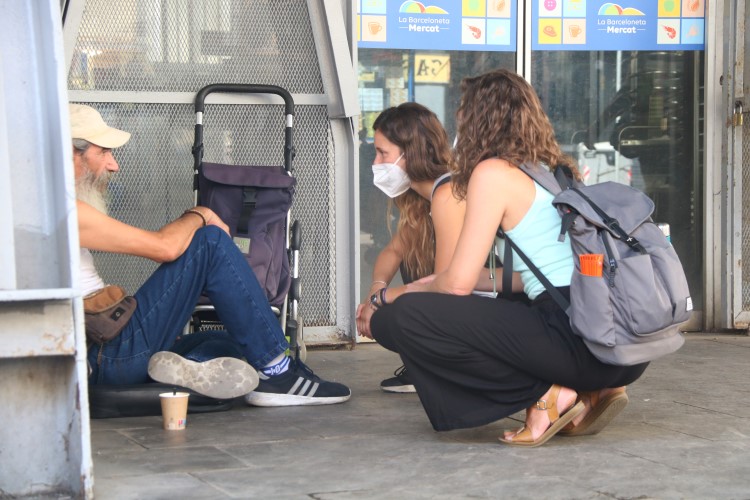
[87,102,336,327]
[297,108,336,327]
[69,0,336,327]
[68,0,323,94]
[742,116,750,308]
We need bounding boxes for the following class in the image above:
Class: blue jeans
[87,226,289,385]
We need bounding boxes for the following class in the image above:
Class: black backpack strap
[569,187,647,254]
[497,229,514,300]
[496,228,571,314]
[553,164,575,190]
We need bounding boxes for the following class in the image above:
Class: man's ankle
[261,355,290,377]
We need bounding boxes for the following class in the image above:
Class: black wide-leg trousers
[371,289,648,431]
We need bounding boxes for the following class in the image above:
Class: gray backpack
[497,163,691,366]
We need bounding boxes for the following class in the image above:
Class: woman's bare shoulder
[471,158,519,185]
[432,179,462,205]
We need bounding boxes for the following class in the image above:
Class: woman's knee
[371,305,395,348]
[371,294,427,350]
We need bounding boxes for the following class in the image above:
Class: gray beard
[76,169,110,214]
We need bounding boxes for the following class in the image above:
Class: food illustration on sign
[468,25,482,39]
[368,22,383,35]
[543,25,557,37]
[663,25,677,39]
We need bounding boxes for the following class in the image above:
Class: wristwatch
[369,292,380,309]
[369,287,388,309]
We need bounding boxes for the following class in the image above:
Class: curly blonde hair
[452,69,579,199]
[373,103,453,280]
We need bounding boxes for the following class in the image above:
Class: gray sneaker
[148,351,259,399]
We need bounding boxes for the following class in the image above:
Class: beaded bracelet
[183,209,207,227]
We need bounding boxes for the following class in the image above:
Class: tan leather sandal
[498,385,585,448]
[559,387,628,437]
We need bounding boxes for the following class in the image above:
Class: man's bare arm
[77,201,229,263]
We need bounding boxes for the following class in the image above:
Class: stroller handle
[192,84,296,175]
[194,84,294,116]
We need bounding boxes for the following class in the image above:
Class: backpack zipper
[601,232,617,287]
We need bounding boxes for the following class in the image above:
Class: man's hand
[191,206,230,235]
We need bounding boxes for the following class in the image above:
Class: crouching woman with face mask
[357,103,507,393]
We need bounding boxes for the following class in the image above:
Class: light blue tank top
[499,181,574,300]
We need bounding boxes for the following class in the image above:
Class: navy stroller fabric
[199,161,296,307]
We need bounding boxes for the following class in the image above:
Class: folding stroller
[189,83,304,360]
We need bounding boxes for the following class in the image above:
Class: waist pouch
[84,285,137,345]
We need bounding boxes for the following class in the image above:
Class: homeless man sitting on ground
[71,103,350,406]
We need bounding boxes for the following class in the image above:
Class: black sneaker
[244,358,351,407]
[380,365,416,393]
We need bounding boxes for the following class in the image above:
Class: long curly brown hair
[373,102,453,279]
[452,69,579,199]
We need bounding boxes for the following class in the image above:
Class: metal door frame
[722,0,748,328]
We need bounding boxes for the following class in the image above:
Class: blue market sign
[358,0,517,52]
[533,0,705,51]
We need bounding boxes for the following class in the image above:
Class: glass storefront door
[532,50,704,309]
[356,1,705,323]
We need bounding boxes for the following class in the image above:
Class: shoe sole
[381,384,416,393]
[560,392,629,437]
[148,351,258,400]
[244,391,351,407]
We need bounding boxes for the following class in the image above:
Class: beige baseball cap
[69,104,131,148]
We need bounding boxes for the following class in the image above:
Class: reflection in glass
[532,50,704,306]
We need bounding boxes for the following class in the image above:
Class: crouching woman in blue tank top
[370,69,648,447]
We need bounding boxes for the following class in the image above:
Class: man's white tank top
[80,248,105,295]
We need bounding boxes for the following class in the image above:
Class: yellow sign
[462,0,486,17]
[414,54,450,84]
[538,19,562,44]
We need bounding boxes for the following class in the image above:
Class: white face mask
[372,153,410,198]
